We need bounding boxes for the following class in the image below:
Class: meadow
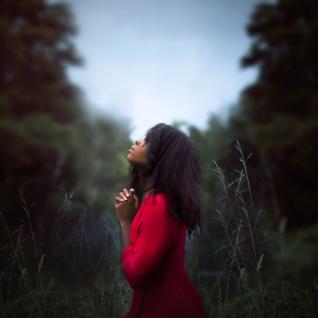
[1,141,316,318]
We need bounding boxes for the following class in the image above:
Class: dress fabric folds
[120,192,206,318]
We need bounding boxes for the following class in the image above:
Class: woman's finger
[115,196,121,203]
[119,191,127,201]
[123,188,130,197]
[116,196,125,202]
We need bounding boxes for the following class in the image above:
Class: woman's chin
[126,153,134,162]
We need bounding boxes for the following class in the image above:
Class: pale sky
[63,0,264,141]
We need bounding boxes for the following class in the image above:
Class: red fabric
[120,192,206,318]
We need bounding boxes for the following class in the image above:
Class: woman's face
[127,138,149,164]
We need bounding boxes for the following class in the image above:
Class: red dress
[120,192,206,318]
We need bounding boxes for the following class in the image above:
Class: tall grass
[0,139,317,317]
[185,139,316,318]
[0,190,130,317]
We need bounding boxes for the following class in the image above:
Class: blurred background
[0,0,317,317]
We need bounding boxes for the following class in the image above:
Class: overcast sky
[64,0,265,141]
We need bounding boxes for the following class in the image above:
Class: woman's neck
[137,171,153,191]
[144,181,153,191]
[141,188,154,203]
[141,178,154,201]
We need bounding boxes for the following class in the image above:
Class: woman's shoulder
[142,192,183,229]
[144,191,169,206]
[139,191,171,215]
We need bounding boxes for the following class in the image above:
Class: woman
[114,123,206,318]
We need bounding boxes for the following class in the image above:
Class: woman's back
[121,192,206,318]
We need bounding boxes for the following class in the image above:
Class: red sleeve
[121,193,177,289]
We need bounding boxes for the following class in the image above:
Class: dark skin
[114,138,153,246]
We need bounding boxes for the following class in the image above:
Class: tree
[0,0,84,121]
[237,0,318,227]
[0,0,90,232]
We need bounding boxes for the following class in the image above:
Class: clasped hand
[114,187,140,225]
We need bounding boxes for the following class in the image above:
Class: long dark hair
[127,123,202,240]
